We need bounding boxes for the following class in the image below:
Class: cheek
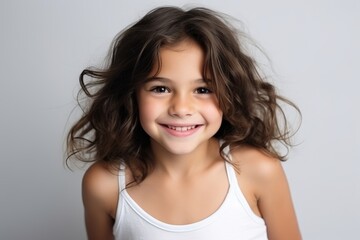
[202,101,223,124]
[138,99,152,123]
[137,95,162,126]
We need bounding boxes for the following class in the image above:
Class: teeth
[167,125,196,132]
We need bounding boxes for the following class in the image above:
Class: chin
[152,137,212,157]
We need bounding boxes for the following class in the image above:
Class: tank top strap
[220,141,239,187]
[118,163,126,191]
[113,163,126,232]
[220,141,265,225]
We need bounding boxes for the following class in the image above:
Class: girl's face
[137,39,223,156]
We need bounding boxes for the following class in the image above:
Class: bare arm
[257,160,302,240]
[82,162,118,240]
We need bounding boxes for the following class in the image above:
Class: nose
[168,93,194,118]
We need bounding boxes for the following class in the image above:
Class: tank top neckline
[119,142,237,232]
[122,164,234,232]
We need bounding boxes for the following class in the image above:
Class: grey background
[1,0,359,239]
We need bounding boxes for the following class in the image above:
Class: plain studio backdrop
[0,0,359,239]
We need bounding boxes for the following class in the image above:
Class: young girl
[67,7,302,240]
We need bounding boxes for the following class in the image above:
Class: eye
[195,87,212,94]
[150,86,170,93]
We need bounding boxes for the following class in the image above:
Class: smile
[160,124,202,137]
[167,125,196,132]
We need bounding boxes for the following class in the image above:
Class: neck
[150,138,220,179]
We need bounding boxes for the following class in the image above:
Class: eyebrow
[146,76,211,83]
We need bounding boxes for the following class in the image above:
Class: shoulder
[82,161,119,217]
[82,161,119,195]
[82,162,121,238]
[230,145,284,185]
[229,145,288,203]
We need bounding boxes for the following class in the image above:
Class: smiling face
[137,39,223,157]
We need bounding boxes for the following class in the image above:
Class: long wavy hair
[66,7,300,183]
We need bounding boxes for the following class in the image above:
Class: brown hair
[66,7,300,183]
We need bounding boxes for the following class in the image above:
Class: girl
[67,7,302,240]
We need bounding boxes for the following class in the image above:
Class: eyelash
[195,87,212,94]
[149,86,212,94]
[150,86,170,93]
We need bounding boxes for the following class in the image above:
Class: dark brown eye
[150,86,170,93]
[195,87,212,94]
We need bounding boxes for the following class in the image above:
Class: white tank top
[113,145,268,239]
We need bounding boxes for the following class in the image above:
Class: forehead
[148,39,205,78]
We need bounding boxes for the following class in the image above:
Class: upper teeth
[168,125,196,132]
